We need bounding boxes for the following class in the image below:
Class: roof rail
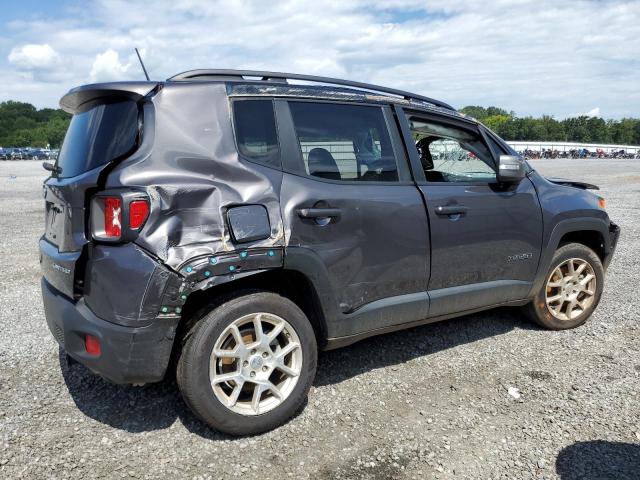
[167,69,455,111]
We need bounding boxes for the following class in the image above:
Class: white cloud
[8,43,60,70]
[89,49,131,82]
[586,107,601,117]
[1,0,639,117]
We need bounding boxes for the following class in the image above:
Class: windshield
[56,100,139,178]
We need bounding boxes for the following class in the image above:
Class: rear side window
[288,102,399,182]
[233,100,280,169]
[57,100,139,178]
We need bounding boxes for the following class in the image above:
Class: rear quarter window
[232,100,281,169]
[57,100,140,178]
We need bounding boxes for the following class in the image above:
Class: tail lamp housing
[91,191,150,242]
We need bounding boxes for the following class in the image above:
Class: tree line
[0,101,71,148]
[460,106,640,145]
[1,100,639,148]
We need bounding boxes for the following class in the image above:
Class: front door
[400,110,543,316]
[276,100,431,335]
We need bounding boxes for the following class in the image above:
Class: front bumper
[604,221,620,270]
[42,278,179,384]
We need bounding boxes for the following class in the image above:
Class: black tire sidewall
[531,243,605,330]
[178,292,317,436]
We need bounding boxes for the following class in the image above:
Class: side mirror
[497,155,526,183]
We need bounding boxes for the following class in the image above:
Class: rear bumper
[42,278,179,384]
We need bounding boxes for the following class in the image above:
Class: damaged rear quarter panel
[105,82,285,274]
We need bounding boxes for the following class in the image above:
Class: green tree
[459,105,640,145]
[0,101,70,148]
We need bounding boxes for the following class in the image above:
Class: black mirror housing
[497,155,526,183]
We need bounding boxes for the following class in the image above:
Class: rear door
[397,108,542,316]
[276,100,431,335]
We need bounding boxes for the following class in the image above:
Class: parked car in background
[10,148,26,160]
[30,148,53,160]
[0,147,57,160]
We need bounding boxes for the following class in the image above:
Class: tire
[177,291,317,436]
[525,242,604,330]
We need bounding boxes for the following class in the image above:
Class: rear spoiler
[59,81,160,114]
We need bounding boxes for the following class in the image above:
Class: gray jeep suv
[40,70,619,435]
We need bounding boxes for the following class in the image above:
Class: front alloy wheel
[544,258,597,321]
[525,242,604,330]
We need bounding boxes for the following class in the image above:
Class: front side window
[289,102,399,182]
[233,100,280,169]
[409,116,496,183]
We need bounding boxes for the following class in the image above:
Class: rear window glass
[233,100,281,169]
[57,100,139,178]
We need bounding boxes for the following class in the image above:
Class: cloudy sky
[1,0,639,118]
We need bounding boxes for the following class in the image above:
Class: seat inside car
[308,147,341,180]
[416,136,445,182]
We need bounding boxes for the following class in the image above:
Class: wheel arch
[176,268,329,351]
[529,217,611,298]
[558,230,605,261]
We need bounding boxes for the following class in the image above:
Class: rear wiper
[42,161,62,175]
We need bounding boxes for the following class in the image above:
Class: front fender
[529,217,615,298]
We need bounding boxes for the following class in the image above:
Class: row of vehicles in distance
[0,147,59,160]
[518,148,640,160]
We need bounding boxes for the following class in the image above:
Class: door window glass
[409,117,496,183]
[289,102,399,182]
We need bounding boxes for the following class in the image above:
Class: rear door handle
[297,208,342,226]
[297,208,342,219]
[435,205,468,216]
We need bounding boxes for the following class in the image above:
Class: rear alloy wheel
[177,292,317,436]
[525,243,604,329]
[209,312,303,416]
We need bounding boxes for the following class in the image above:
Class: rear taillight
[91,191,149,242]
[129,200,149,229]
[103,197,122,238]
[84,334,101,356]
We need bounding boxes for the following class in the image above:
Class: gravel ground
[0,159,638,480]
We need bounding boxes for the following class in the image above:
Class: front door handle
[435,205,468,216]
[297,208,342,219]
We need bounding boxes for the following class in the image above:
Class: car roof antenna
[134,48,150,81]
